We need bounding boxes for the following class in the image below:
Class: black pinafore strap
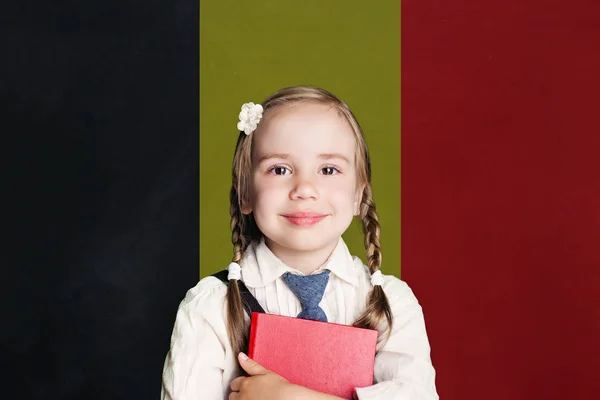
[211,269,265,318]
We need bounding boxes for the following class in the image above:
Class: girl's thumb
[238,352,267,376]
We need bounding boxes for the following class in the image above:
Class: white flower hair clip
[237,102,263,135]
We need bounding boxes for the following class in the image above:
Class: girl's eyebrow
[258,153,290,163]
[258,153,350,163]
[318,153,350,163]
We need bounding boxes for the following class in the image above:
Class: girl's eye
[321,166,339,176]
[270,166,291,175]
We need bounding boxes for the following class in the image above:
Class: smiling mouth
[281,212,328,227]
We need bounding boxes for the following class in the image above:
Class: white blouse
[161,238,439,400]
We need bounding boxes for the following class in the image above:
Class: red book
[248,312,378,399]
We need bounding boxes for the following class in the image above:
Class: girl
[161,86,438,400]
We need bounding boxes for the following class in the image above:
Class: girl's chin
[265,235,340,253]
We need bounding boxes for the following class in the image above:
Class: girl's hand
[230,352,347,400]
[229,353,292,400]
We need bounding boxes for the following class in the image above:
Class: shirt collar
[241,237,361,288]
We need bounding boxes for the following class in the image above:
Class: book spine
[247,312,260,359]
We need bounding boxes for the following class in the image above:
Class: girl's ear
[235,184,253,215]
[241,202,253,215]
[353,183,366,216]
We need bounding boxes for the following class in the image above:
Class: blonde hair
[226,86,393,359]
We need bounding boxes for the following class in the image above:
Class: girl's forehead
[253,103,356,155]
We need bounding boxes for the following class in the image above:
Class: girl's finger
[228,391,239,400]
[238,352,268,376]
[230,376,246,392]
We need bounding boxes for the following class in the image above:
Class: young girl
[161,86,438,400]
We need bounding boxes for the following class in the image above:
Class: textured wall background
[200,1,401,277]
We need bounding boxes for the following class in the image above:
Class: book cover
[248,312,378,399]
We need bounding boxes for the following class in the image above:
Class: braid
[360,185,382,271]
[226,186,250,360]
[230,186,249,263]
[352,184,394,339]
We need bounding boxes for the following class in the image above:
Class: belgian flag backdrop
[4,1,599,399]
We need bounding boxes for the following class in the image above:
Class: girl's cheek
[254,180,287,200]
[328,188,357,206]
[255,178,282,191]
[326,178,357,195]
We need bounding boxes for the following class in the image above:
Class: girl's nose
[289,174,319,200]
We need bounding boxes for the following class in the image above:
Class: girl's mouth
[281,212,328,226]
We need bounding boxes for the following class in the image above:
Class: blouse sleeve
[354,277,439,400]
[161,277,230,400]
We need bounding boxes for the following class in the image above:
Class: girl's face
[243,102,363,260]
